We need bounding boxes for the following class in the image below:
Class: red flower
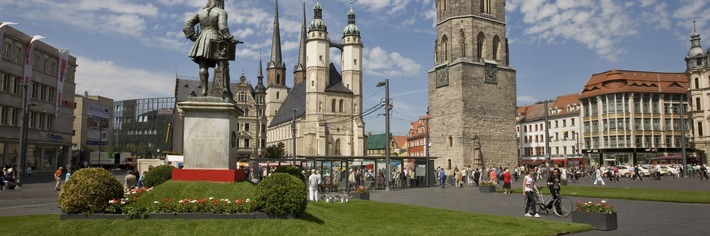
[198,198,206,204]
[236,199,243,205]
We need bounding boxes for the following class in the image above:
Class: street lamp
[17,35,45,188]
[376,79,391,191]
[291,108,298,165]
[536,100,554,180]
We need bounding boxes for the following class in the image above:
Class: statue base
[172,169,246,182]
[177,97,243,170]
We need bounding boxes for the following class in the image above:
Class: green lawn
[0,180,592,236]
[502,186,710,204]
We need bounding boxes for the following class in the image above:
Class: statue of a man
[183,0,238,97]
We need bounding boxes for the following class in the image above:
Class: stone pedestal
[176,97,243,171]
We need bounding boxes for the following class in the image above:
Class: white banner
[23,35,45,89]
[56,48,69,117]
[0,22,18,67]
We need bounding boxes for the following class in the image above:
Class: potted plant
[571,200,617,231]
[478,181,496,193]
[350,187,370,200]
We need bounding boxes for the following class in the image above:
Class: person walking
[308,169,319,201]
[700,165,708,181]
[523,170,540,218]
[502,168,512,194]
[593,167,605,185]
[439,167,447,188]
[473,168,481,187]
[454,167,462,188]
[53,167,63,191]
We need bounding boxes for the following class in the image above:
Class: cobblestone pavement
[2,171,709,235]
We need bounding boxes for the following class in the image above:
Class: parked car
[637,165,651,177]
[617,165,631,178]
[661,165,678,176]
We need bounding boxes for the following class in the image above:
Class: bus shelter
[238,155,438,192]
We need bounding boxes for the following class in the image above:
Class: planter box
[571,211,618,231]
[60,212,287,220]
[478,185,496,193]
[60,213,127,220]
[350,192,370,200]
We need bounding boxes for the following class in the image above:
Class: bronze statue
[183,0,241,99]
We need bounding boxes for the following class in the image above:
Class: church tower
[266,0,288,124]
[428,0,517,169]
[303,2,330,155]
[342,4,362,113]
[254,54,268,157]
[685,21,710,165]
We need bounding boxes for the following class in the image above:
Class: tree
[265,142,287,159]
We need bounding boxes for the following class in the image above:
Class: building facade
[407,114,429,157]
[517,94,582,166]
[113,97,174,158]
[0,24,76,172]
[428,0,518,170]
[685,24,710,165]
[72,94,113,165]
[265,2,365,157]
[579,70,689,166]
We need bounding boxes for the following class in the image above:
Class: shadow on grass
[297,212,324,224]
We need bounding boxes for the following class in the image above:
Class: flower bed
[572,200,617,230]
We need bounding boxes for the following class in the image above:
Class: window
[236,122,240,131]
[245,123,250,132]
[441,35,448,61]
[492,36,500,61]
[0,73,8,92]
[696,97,701,111]
[276,91,280,100]
[696,78,700,89]
[277,75,281,85]
[0,106,5,125]
[448,136,453,147]
[571,118,575,126]
[331,99,336,112]
[244,139,250,148]
[699,122,704,137]
[477,32,485,59]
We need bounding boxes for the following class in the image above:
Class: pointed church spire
[293,1,307,86]
[269,0,284,68]
[255,52,266,94]
[258,51,264,80]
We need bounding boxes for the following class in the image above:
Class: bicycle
[524,186,573,217]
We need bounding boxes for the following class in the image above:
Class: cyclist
[523,170,540,218]
[545,168,562,214]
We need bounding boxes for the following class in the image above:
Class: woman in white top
[523,170,540,218]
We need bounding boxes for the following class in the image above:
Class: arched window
[277,74,281,85]
[492,36,500,61]
[331,99,336,112]
[448,136,453,147]
[696,78,700,89]
[480,0,485,13]
[441,35,448,62]
[339,99,344,112]
[276,91,280,100]
[447,159,452,170]
[477,32,485,60]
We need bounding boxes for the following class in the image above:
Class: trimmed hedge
[58,168,124,215]
[272,166,306,184]
[142,165,174,188]
[255,173,307,216]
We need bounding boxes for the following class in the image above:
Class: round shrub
[272,166,306,184]
[58,168,124,215]
[142,165,175,188]
[255,173,307,216]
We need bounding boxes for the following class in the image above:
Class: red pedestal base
[172,169,246,182]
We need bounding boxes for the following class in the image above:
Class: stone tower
[685,21,710,165]
[428,0,518,170]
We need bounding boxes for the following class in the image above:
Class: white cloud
[517,95,539,106]
[363,47,421,78]
[74,56,175,101]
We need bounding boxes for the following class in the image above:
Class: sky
[1,0,708,136]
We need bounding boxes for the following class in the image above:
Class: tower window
[448,136,453,147]
[354,59,357,65]
[477,32,485,59]
[339,99,344,112]
[332,99,336,112]
[492,36,500,61]
[276,91,280,100]
[441,35,448,62]
[277,75,281,85]
[698,59,703,66]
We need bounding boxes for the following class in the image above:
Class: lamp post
[17,35,45,188]
[377,79,391,191]
[536,100,553,180]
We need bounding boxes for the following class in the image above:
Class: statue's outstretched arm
[218,10,236,43]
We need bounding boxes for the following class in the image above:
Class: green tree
[265,142,287,159]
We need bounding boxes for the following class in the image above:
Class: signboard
[86,104,109,146]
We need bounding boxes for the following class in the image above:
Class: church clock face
[436,67,449,88]
[484,62,498,84]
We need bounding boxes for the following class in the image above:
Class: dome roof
[688,47,705,57]
[343,7,359,37]
[310,19,327,32]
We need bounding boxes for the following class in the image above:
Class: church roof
[269,81,306,127]
[366,133,391,150]
[325,63,353,94]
